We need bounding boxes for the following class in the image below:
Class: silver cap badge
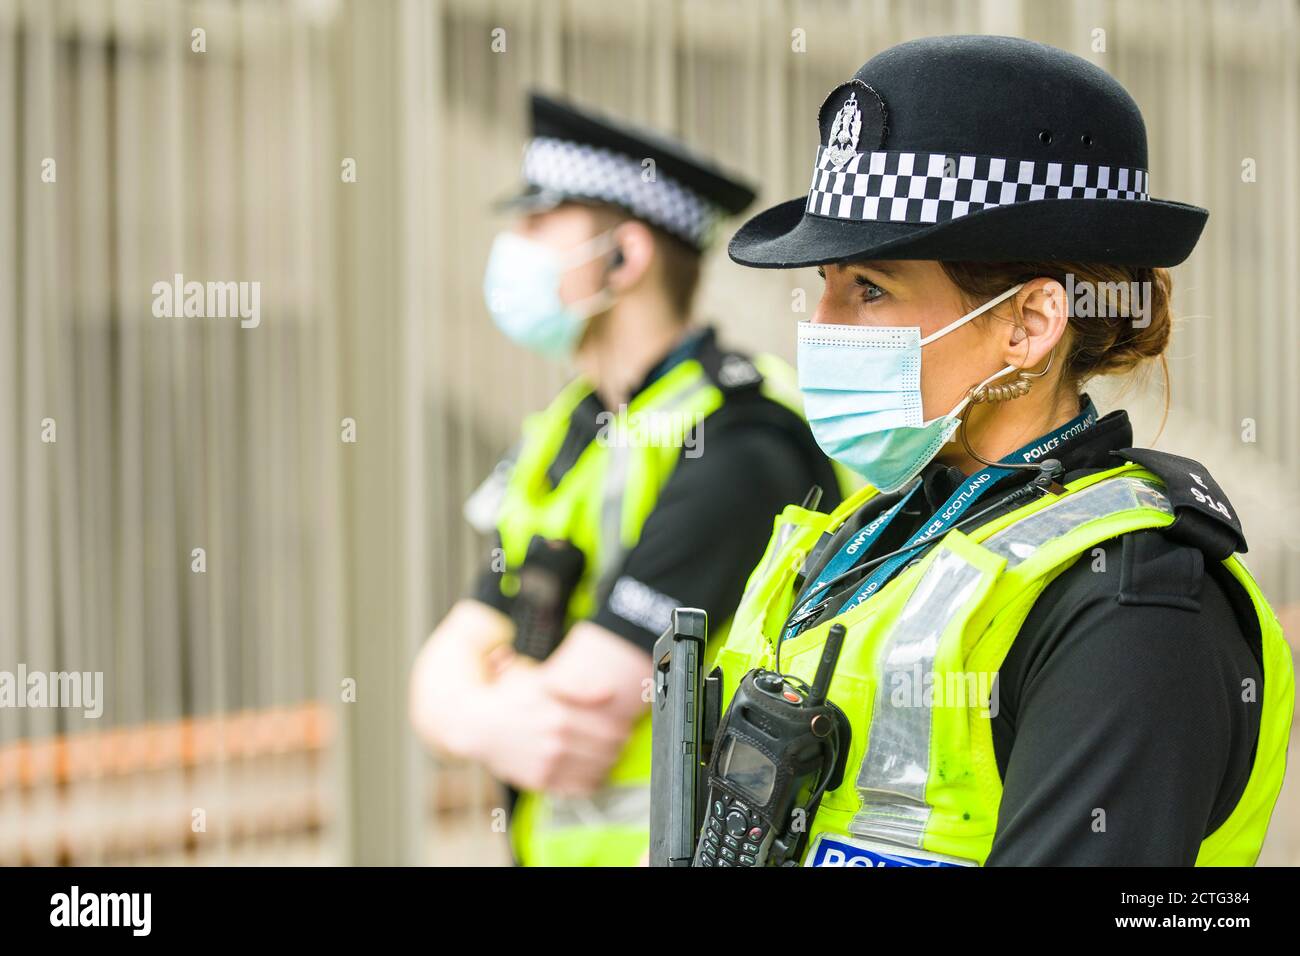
[825,91,863,172]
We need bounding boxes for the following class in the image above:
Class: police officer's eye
[854,275,886,302]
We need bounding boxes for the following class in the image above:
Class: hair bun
[1085,267,1172,377]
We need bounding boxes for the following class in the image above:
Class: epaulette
[1110,448,1248,560]
[695,337,764,394]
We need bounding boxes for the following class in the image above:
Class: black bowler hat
[729,35,1207,269]
[497,92,757,253]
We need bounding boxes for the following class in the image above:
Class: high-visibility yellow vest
[713,461,1294,866]
[492,349,834,866]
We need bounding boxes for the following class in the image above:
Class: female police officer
[703,35,1293,865]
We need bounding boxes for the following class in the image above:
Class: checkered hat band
[523,137,723,248]
[805,146,1150,225]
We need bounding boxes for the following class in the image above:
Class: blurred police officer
[409,92,842,866]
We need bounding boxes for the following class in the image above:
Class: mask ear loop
[559,227,623,268]
[559,226,625,320]
[918,282,1025,346]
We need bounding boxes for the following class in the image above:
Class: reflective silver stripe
[595,441,631,605]
[771,520,799,558]
[544,784,651,831]
[850,476,1172,846]
[738,520,802,611]
[759,521,800,578]
[594,378,712,604]
[850,544,987,847]
[982,476,1171,567]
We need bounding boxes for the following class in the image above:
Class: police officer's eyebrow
[816,261,898,280]
[851,260,901,279]
[817,261,899,279]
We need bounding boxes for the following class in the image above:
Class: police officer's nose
[811,286,855,326]
[808,266,857,327]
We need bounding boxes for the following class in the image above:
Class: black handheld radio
[509,535,586,661]
[693,623,851,867]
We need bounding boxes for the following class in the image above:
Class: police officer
[704,35,1293,866]
[409,92,842,866]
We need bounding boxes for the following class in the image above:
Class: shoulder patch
[1110,448,1247,559]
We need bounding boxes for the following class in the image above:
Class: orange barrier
[0,702,333,791]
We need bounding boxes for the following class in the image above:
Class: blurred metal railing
[0,0,348,863]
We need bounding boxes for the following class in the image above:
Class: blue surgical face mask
[797,283,1025,493]
[482,229,619,360]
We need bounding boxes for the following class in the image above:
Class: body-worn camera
[693,624,851,867]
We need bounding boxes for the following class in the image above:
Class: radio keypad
[697,792,766,867]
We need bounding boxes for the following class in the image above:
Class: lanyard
[785,399,1098,639]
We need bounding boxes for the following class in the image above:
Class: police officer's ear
[1002,277,1070,372]
[604,219,656,293]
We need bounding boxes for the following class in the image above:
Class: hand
[409,600,516,758]
[484,642,524,679]
[473,664,633,795]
